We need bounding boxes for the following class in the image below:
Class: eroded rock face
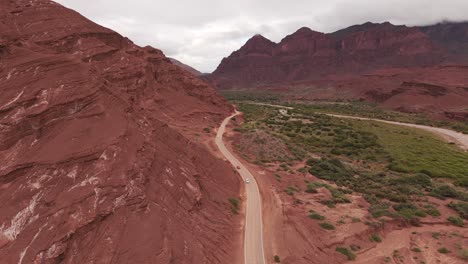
[0,1,239,263]
[207,22,468,116]
[209,22,455,89]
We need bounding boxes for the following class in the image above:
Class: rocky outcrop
[0,1,240,263]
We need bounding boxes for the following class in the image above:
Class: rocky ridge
[0,1,240,263]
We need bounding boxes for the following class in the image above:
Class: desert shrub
[228,198,240,214]
[438,247,450,254]
[447,202,468,219]
[430,185,459,199]
[391,173,432,189]
[336,247,356,260]
[329,188,351,203]
[308,211,325,220]
[448,216,464,227]
[319,222,336,230]
[459,248,468,261]
[305,187,318,194]
[412,247,421,253]
[393,203,427,221]
[370,234,382,243]
[455,178,468,188]
[274,255,281,263]
[423,205,441,217]
[285,186,299,195]
[307,158,353,182]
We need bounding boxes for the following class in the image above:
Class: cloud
[56,0,468,72]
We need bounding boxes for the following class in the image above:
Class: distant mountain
[209,22,465,88]
[169,58,202,76]
[207,22,468,118]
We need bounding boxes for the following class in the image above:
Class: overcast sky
[56,0,468,72]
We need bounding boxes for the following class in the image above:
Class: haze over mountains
[0,0,241,263]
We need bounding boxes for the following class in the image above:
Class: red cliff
[0,0,240,263]
[209,22,453,89]
[208,22,468,116]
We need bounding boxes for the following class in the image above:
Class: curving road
[215,111,266,264]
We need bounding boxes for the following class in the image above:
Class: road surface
[326,114,468,151]
[215,111,266,264]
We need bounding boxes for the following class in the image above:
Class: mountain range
[207,21,468,119]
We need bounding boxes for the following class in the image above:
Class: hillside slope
[169,58,202,76]
[0,0,240,263]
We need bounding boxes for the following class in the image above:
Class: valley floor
[222,100,468,264]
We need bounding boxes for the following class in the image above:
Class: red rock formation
[210,22,454,89]
[169,58,202,76]
[208,22,468,116]
[420,21,468,61]
[0,1,240,263]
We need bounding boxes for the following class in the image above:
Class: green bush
[393,203,426,220]
[424,205,441,217]
[228,198,240,214]
[438,247,450,254]
[459,248,468,261]
[319,222,336,230]
[307,158,353,182]
[309,212,325,220]
[336,247,356,260]
[447,202,468,219]
[274,255,281,263]
[285,186,299,195]
[430,185,459,199]
[370,234,382,243]
[391,173,432,188]
[455,178,468,188]
[448,216,464,227]
[370,202,391,218]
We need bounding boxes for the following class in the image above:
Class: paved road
[215,111,266,264]
[327,114,468,151]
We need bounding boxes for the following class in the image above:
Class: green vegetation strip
[231,102,468,222]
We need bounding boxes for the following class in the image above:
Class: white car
[245,178,251,184]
